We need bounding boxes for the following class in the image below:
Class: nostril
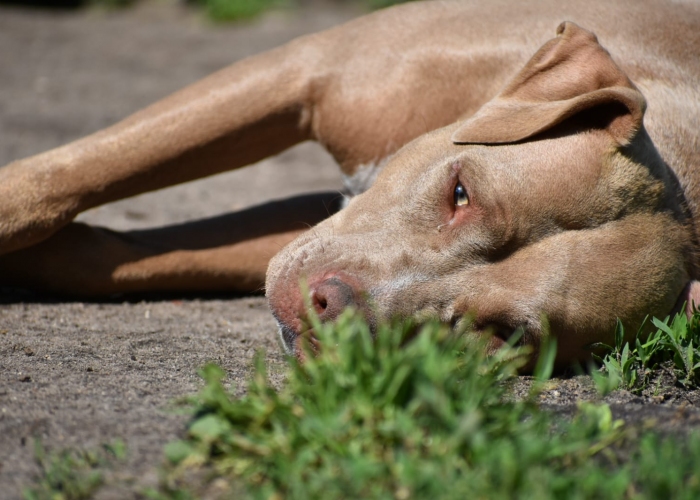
[311,289,328,315]
[309,276,357,321]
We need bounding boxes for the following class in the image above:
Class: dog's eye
[454,182,469,207]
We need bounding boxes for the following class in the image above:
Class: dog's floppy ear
[452,22,645,146]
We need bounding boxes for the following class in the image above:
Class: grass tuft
[23,440,126,500]
[190,0,285,22]
[157,311,700,499]
[592,310,700,394]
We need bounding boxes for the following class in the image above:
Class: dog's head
[266,23,697,364]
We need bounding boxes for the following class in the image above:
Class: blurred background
[0,0,405,22]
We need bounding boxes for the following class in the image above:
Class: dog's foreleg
[0,40,316,256]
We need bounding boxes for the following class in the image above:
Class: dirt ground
[1,2,700,498]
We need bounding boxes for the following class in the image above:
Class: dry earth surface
[1,2,700,498]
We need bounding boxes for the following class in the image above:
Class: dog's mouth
[478,322,520,344]
[277,311,525,361]
[453,316,525,352]
[276,321,321,360]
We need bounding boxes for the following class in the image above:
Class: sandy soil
[1,2,700,498]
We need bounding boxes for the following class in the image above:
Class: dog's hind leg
[0,38,319,257]
[0,192,341,296]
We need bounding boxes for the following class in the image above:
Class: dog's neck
[341,157,391,198]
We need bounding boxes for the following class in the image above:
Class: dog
[0,0,698,365]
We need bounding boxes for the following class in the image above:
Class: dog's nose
[310,276,357,322]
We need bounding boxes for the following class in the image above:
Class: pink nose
[310,276,358,322]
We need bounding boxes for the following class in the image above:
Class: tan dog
[1,0,698,364]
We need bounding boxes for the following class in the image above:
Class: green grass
[192,0,283,22]
[23,440,125,500]
[365,0,414,9]
[82,0,417,23]
[592,310,700,394]
[195,0,418,22]
[153,311,700,499]
[194,0,414,22]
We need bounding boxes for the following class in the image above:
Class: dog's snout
[311,276,357,322]
[267,265,368,358]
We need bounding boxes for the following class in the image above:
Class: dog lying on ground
[0,0,698,365]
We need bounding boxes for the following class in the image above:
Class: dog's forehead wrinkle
[468,135,653,235]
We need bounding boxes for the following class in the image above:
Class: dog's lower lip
[299,329,321,350]
[474,321,517,342]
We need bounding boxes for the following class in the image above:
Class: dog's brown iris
[454,182,469,207]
